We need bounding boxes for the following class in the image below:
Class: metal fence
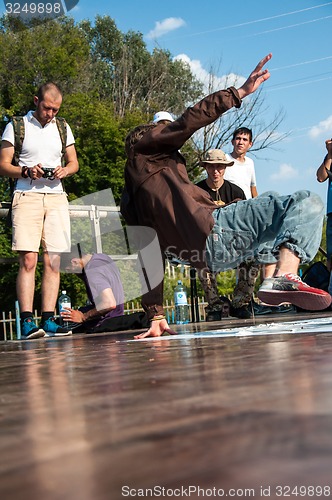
[0,297,208,341]
[0,201,209,340]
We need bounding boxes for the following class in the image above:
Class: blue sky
[4,0,332,204]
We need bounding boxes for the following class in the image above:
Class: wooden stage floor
[1,311,332,500]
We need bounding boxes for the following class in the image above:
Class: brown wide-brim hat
[200,148,234,166]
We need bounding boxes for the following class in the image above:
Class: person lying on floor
[60,247,125,332]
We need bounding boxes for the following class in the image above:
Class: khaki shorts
[12,192,71,253]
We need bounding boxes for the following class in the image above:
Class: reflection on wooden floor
[1,311,332,500]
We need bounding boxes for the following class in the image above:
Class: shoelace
[282,273,311,288]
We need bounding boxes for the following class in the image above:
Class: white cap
[153,111,175,123]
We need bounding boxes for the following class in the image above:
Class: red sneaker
[257,273,332,311]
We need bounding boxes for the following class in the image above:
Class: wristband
[151,315,166,321]
[21,166,29,178]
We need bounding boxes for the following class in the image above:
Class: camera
[42,168,55,180]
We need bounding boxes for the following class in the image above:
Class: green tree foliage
[79,16,202,117]
[0,16,92,116]
[61,93,127,202]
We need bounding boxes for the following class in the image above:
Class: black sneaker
[231,304,252,319]
[206,310,222,322]
[252,302,273,315]
[271,304,297,314]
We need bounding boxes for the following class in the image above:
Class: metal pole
[15,300,21,340]
[190,267,199,323]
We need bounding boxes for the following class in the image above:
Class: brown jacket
[122,87,242,319]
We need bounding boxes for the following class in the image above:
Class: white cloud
[309,115,332,139]
[173,54,245,94]
[146,18,186,39]
[173,54,208,83]
[270,163,299,181]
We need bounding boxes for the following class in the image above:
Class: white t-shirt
[2,111,75,193]
[224,154,256,199]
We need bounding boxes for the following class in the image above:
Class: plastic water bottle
[174,280,189,324]
[58,290,71,327]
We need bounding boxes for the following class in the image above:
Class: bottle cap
[61,290,66,294]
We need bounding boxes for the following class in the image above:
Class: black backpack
[302,261,330,292]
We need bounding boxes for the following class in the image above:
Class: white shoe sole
[257,290,332,311]
[44,330,73,337]
[23,328,46,339]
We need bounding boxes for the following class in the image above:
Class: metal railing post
[15,300,21,340]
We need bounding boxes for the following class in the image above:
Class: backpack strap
[9,116,25,195]
[55,117,67,167]
[12,116,25,166]
[11,115,67,165]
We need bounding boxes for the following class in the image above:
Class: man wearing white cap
[153,111,175,125]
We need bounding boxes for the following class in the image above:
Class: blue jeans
[205,190,324,273]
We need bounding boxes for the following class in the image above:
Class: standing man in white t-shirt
[0,82,79,338]
[224,127,257,199]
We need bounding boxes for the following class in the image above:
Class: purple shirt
[83,254,125,324]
